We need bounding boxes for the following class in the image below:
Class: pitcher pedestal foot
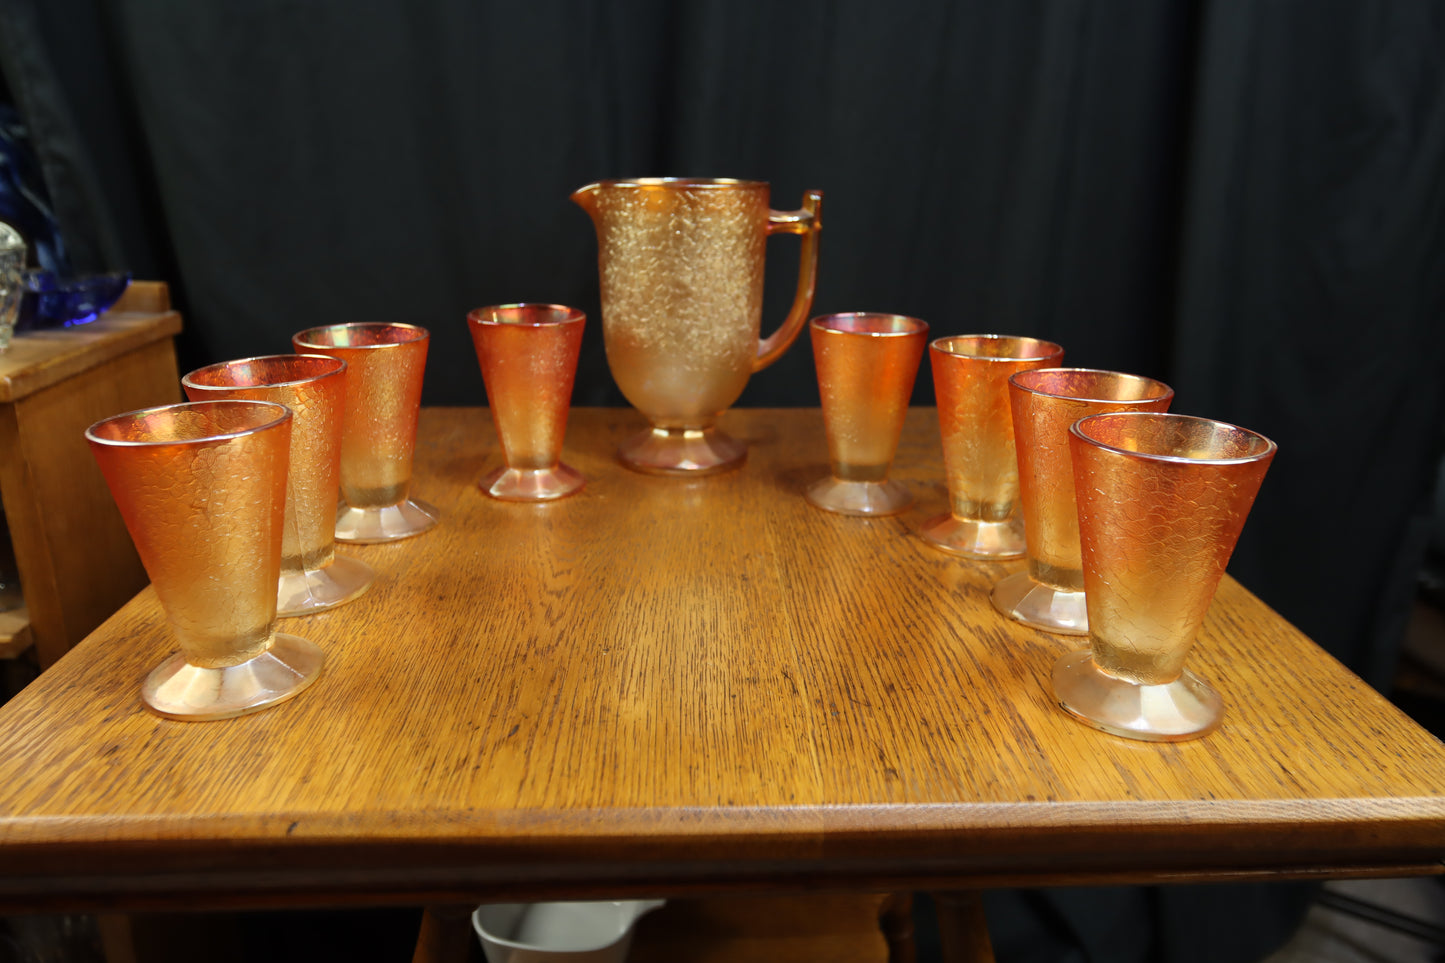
[618,426,746,475]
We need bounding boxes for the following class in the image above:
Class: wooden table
[0,282,181,669]
[0,408,1442,958]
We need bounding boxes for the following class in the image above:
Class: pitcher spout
[570,181,602,220]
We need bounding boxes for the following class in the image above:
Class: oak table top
[0,407,1442,913]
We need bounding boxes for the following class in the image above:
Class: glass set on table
[291,323,439,541]
[86,321,445,721]
[82,175,1275,743]
[85,293,604,721]
[819,325,1276,741]
[992,368,1175,635]
[86,401,325,720]
[180,354,375,617]
[1057,413,1275,740]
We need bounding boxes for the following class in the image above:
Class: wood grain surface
[0,408,1441,912]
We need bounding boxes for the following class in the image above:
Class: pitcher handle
[754,189,824,372]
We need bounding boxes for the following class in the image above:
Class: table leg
[412,905,480,963]
[96,914,139,963]
[932,891,996,963]
[97,912,244,963]
[879,892,917,963]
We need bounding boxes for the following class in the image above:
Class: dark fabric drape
[1173,1,1445,686]
[3,2,1443,961]
[2,0,1203,408]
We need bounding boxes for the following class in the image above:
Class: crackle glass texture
[293,324,428,509]
[1010,369,1173,591]
[932,336,1063,522]
[812,314,928,482]
[469,305,584,469]
[87,403,291,668]
[183,355,347,574]
[1070,413,1275,685]
[590,180,769,426]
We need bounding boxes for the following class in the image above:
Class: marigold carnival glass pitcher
[572,178,823,474]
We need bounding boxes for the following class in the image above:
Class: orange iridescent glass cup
[182,354,377,616]
[86,401,324,720]
[292,322,438,542]
[572,178,823,475]
[921,335,1064,558]
[991,368,1174,634]
[467,303,586,501]
[1052,412,1276,741]
[806,313,929,516]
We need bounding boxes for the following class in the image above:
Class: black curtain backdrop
[3,2,1444,961]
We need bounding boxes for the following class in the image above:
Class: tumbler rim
[1070,411,1277,467]
[85,400,291,448]
[292,322,429,349]
[182,354,346,392]
[1009,367,1173,405]
[467,304,586,327]
[930,334,1063,363]
[810,312,929,338]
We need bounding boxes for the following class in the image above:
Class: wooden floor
[1264,877,1445,963]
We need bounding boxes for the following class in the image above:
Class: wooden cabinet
[0,282,181,669]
